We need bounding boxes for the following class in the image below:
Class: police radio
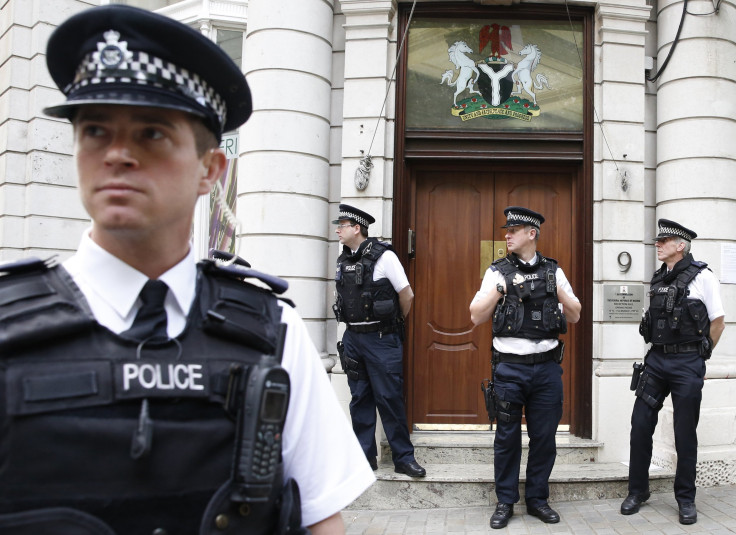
[232,356,290,503]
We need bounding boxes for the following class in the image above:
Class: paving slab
[342,483,736,534]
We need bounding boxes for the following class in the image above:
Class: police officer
[333,204,426,478]
[621,219,725,525]
[469,207,581,529]
[0,5,375,534]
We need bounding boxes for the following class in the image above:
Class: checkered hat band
[69,50,226,129]
[660,226,692,240]
[506,212,541,227]
[338,211,369,227]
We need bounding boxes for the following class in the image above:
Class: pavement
[342,484,736,534]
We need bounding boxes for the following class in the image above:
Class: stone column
[653,0,736,483]
[338,0,397,238]
[240,0,335,366]
[592,0,652,462]
[0,0,89,262]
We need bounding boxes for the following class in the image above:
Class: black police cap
[332,204,375,227]
[43,4,252,141]
[655,218,697,242]
[501,206,545,228]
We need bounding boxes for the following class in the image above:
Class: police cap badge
[43,4,251,141]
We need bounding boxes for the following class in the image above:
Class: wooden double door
[405,162,580,428]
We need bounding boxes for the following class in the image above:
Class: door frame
[391,2,594,437]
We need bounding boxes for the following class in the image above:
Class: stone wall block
[654,39,736,85]
[657,78,736,125]
[0,183,25,216]
[655,199,736,241]
[331,51,345,91]
[341,117,386,158]
[343,78,391,119]
[246,70,332,119]
[593,375,637,462]
[0,56,30,90]
[246,0,333,41]
[0,88,30,121]
[244,30,332,80]
[600,42,646,83]
[343,39,390,79]
[656,159,736,201]
[600,82,645,122]
[29,151,76,187]
[241,111,330,159]
[25,215,87,250]
[238,152,329,198]
[600,159,645,201]
[36,0,95,26]
[340,156,385,198]
[283,278,328,320]
[0,216,25,248]
[698,408,736,447]
[0,153,27,185]
[599,241,647,282]
[26,183,86,219]
[0,120,28,153]
[238,192,328,238]
[238,235,327,280]
[599,201,644,241]
[657,118,736,162]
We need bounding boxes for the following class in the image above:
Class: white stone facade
[1,0,734,483]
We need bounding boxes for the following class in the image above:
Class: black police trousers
[628,348,705,504]
[342,329,415,465]
[492,359,563,508]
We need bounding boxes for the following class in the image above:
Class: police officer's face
[336,219,360,248]
[505,225,534,254]
[655,236,685,264]
[73,105,222,245]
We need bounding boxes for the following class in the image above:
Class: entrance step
[383,431,601,465]
[352,432,675,510]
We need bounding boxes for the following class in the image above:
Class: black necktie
[125,279,169,341]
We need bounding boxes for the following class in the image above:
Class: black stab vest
[646,255,710,345]
[0,258,290,535]
[334,238,400,325]
[491,253,567,340]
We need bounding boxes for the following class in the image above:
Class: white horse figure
[440,41,481,106]
[511,44,551,106]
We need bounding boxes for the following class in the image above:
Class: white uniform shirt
[683,267,724,321]
[374,250,410,293]
[63,231,375,526]
[471,254,579,355]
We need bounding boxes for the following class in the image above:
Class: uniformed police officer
[0,5,375,534]
[621,219,725,525]
[333,204,426,478]
[469,207,581,529]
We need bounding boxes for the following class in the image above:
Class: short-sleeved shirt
[684,268,724,321]
[373,249,410,293]
[471,254,579,355]
[64,231,375,526]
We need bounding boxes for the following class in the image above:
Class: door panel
[413,171,492,423]
[410,164,576,426]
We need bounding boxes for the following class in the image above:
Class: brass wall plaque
[480,240,506,277]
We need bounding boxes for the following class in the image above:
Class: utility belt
[492,342,564,365]
[346,322,397,335]
[654,342,702,355]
